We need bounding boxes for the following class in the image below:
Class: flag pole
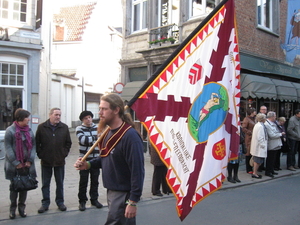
[80,126,109,162]
[80,105,129,161]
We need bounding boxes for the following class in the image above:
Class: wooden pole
[80,126,110,161]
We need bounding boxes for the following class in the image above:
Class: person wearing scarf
[4,108,37,219]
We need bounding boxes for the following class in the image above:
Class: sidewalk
[0,132,299,221]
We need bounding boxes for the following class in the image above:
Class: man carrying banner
[74,93,145,225]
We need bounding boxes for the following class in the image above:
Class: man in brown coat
[242,108,257,173]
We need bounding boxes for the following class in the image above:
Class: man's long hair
[97,93,136,135]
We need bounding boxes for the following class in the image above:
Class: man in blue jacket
[75,94,144,225]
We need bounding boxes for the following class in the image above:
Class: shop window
[0,59,25,130]
[282,103,293,120]
[257,0,279,34]
[259,100,278,116]
[0,0,27,22]
[0,88,23,130]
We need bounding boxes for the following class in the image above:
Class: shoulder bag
[10,168,38,192]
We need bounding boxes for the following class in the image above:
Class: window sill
[256,25,279,37]
[1,20,34,31]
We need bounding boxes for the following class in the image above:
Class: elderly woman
[250,113,268,178]
[4,108,37,219]
[242,108,257,174]
[264,112,284,178]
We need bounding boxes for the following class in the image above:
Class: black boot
[18,191,27,217]
[233,163,241,183]
[79,201,86,211]
[9,191,17,219]
[18,204,27,217]
[245,155,253,173]
[9,208,16,219]
[227,163,236,183]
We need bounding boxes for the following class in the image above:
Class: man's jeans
[287,139,299,168]
[41,165,65,207]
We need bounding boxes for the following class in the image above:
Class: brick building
[120,0,300,126]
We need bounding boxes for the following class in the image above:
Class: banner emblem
[189,82,229,143]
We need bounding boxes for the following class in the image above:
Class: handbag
[249,156,254,167]
[281,141,290,153]
[10,168,38,192]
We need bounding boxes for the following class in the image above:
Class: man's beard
[97,119,107,136]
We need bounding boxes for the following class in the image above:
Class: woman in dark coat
[274,117,287,171]
[4,108,37,219]
[149,143,170,196]
[242,108,257,174]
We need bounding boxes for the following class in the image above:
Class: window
[257,0,279,34]
[132,0,148,32]
[86,102,99,120]
[189,0,216,18]
[0,58,25,130]
[128,66,147,81]
[1,62,24,86]
[0,0,27,22]
[158,0,179,27]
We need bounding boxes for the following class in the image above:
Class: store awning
[291,82,300,102]
[240,74,277,99]
[271,79,297,102]
[121,81,146,101]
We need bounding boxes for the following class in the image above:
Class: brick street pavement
[0,131,300,221]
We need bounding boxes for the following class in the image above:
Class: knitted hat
[79,111,93,121]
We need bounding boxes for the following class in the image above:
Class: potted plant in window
[159,37,168,46]
[149,39,161,47]
[168,37,176,44]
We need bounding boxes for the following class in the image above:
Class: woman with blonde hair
[250,113,268,178]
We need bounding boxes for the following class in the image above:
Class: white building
[51,1,123,127]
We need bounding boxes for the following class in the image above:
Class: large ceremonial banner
[128,0,240,220]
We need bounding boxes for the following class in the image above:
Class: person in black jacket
[36,108,72,213]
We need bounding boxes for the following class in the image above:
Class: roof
[53,2,97,41]
[52,69,77,77]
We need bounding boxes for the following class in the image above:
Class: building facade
[120,0,300,126]
[0,0,43,142]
